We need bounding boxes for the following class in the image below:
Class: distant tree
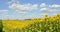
[25,19,31,20]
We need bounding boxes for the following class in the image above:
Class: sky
[0,0,60,20]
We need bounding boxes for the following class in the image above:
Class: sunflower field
[1,14,60,32]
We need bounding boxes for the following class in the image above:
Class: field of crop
[0,20,2,32]
[2,14,60,32]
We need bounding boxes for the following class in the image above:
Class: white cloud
[0,10,8,15]
[0,0,39,20]
[15,10,27,14]
[0,10,8,17]
[40,8,47,11]
[1,0,60,20]
[8,0,19,4]
[9,3,38,12]
[2,15,18,20]
[40,3,46,7]
[48,9,57,12]
[39,3,60,13]
[0,10,8,12]
[49,4,60,8]
[40,7,59,13]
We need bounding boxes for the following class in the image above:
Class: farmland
[0,20,3,32]
[1,14,60,32]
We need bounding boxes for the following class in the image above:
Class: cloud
[40,8,47,11]
[1,0,60,20]
[0,10,8,17]
[40,7,59,13]
[0,10,8,12]
[0,10,8,15]
[2,15,18,20]
[49,4,60,8]
[48,9,58,12]
[0,0,39,20]
[40,3,46,7]
[40,3,60,13]
[15,10,27,14]
[9,3,38,12]
[8,0,19,4]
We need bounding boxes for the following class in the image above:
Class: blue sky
[0,0,60,20]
